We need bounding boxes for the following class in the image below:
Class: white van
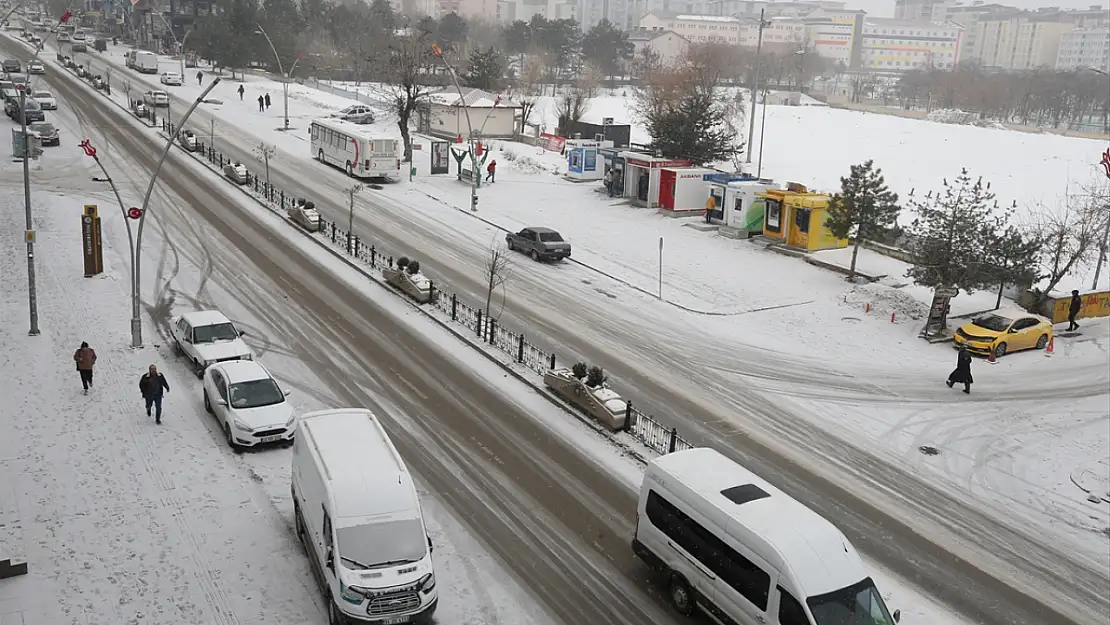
[292,409,438,624]
[632,448,901,625]
[133,50,159,74]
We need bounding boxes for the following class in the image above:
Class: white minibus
[309,118,400,181]
[632,447,901,625]
[292,408,438,624]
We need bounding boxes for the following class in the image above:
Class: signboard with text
[82,204,104,277]
[539,132,566,153]
[430,141,450,175]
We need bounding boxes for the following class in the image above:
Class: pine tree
[826,160,901,281]
[905,168,1006,296]
[983,224,1042,309]
[464,47,504,91]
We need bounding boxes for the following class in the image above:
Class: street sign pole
[20,86,39,336]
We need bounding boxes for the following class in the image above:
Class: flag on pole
[60,9,72,22]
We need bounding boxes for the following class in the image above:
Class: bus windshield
[807,578,897,625]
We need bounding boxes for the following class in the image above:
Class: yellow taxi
[953,311,1054,357]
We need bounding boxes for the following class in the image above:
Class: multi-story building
[627,29,692,63]
[941,1,1013,61]
[738,16,808,46]
[858,17,963,70]
[1056,26,1110,73]
[638,11,744,43]
[804,9,865,67]
[974,9,1077,70]
[893,0,947,22]
[496,0,577,23]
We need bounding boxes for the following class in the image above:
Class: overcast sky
[842,0,1108,18]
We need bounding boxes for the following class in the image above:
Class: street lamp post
[180,28,192,80]
[745,9,769,166]
[431,43,481,212]
[255,25,299,131]
[82,80,222,348]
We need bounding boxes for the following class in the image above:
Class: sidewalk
[0,187,322,624]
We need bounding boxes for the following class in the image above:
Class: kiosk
[658,166,717,213]
[620,152,691,207]
[704,174,777,233]
[565,139,609,181]
[759,183,848,252]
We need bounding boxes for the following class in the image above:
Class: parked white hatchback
[159,71,182,86]
[203,360,295,450]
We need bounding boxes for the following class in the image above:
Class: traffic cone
[865,303,871,313]
[1045,336,1054,357]
[988,346,997,364]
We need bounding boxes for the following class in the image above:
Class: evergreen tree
[368,0,396,33]
[905,168,1006,296]
[464,46,504,91]
[438,12,468,52]
[826,160,901,281]
[983,224,1043,309]
[581,19,633,81]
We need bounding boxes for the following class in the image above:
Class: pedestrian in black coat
[139,364,170,424]
[258,94,265,112]
[946,345,973,394]
[237,84,245,100]
[1067,289,1082,331]
[264,93,271,109]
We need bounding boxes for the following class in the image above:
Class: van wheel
[668,573,695,615]
[346,162,354,177]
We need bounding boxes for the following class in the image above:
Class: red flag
[79,139,96,157]
[1101,148,1110,179]
[60,10,72,23]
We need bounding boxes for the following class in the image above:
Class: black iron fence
[161,126,697,457]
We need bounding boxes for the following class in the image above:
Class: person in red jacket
[73,341,97,394]
[485,159,496,183]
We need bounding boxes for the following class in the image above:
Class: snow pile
[926,108,1007,130]
[841,283,929,321]
[502,146,559,175]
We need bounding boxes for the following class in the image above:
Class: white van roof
[300,409,419,522]
[650,448,868,598]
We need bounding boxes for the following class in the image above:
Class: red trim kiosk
[619,151,691,207]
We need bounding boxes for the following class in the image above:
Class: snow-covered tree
[464,46,504,91]
[825,160,901,281]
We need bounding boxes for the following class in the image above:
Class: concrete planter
[383,267,433,304]
[543,367,628,431]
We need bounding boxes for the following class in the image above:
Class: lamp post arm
[256,24,284,76]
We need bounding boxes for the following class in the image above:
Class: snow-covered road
[9,34,1108,625]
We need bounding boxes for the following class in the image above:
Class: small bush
[397,256,410,269]
[586,366,606,388]
[407,260,420,274]
[571,362,588,379]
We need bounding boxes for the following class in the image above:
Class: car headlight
[285,415,296,428]
[339,584,366,604]
[232,419,254,432]
[419,572,436,593]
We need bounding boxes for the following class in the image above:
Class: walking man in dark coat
[257,94,265,112]
[946,345,974,394]
[139,364,170,424]
[1067,289,1082,331]
[237,84,245,100]
[73,341,97,394]
[196,70,203,85]
[264,93,271,110]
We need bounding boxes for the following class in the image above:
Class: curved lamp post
[254,24,300,131]
[432,43,489,212]
[81,79,222,348]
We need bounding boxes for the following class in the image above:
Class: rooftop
[181,310,233,326]
[214,360,271,383]
[426,87,512,108]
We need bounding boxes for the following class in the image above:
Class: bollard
[370,246,377,267]
[451,294,457,321]
[280,190,284,207]
[317,215,324,233]
[429,281,435,302]
[476,309,483,338]
[668,428,679,453]
[548,353,556,370]
[623,402,633,432]
[488,319,496,345]
[517,334,525,363]
[354,235,360,257]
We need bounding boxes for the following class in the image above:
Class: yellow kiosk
[759,183,848,252]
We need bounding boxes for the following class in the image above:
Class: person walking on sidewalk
[237,84,245,100]
[196,70,203,85]
[264,93,271,110]
[1067,289,1082,331]
[257,94,265,112]
[946,345,974,394]
[73,341,97,394]
[485,159,496,183]
[139,364,170,424]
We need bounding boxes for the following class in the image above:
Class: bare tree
[483,239,514,319]
[254,142,276,190]
[554,87,590,136]
[345,184,363,255]
[123,80,133,104]
[1031,187,1110,303]
[381,24,440,162]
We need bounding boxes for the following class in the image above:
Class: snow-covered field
[29,36,1110,578]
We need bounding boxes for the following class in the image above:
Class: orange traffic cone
[1045,336,1054,357]
[988,346,997,364]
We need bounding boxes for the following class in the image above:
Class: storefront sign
[430,141,450,175]
[81,204,103,277]
[625,158,691,169]
[539,132,566,153]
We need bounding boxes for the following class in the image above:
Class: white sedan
[202,360,296,451]
[159,72,182,86]
[142,89,169,107]
[31,90,55,109]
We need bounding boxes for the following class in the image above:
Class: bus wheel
[317,149,324,162]
[346,162,354,177]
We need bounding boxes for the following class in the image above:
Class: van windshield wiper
[341,556,373,570]
[367,558,417,568]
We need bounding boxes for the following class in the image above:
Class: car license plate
[382,619,408,625]
[261,435,283,443]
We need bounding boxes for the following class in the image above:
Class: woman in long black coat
[947,345,973,394]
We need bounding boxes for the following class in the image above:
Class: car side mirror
[284,389,292,397]
[216,398,227,407]
[238,330,246,337]
[893,609,900,623]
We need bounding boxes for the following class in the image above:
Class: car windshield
[228,378,284,409]
[336,518,427,569]
[193,322,239,343]
[30,123,53,133]
[971,314,1012,332]
[807,578,896,625]
[539,232,564,242]
[32,91,50,98]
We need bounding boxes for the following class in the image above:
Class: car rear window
[539,232,564,242]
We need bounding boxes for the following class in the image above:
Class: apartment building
[627,29,693,63]
[859,17,963,70]
[496,0,577,23]
[638,11,745,43]
[941,2,1013,60]
[975,10,1077,70]
[893,0,947,22]
[1055,26,1110,72]
[804,9,865,67]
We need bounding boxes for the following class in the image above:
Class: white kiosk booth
[620,152,692,207]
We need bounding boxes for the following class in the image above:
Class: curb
[158,129,652,467]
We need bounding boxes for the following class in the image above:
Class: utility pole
[210,118,216,154]
[345,184,363,255]
[20,86,39,336]
[432,43,480,211]
[1093,148,1110,289]
[745,9,768,166]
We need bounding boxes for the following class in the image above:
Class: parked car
[0,80,19,106]
[223,162,249,185]
[202,360,295,451]
[142,89,169,107]
[6,97,44,123]
[70,41,86,52]
[26,59,43,74]
[28,121,58,146]
[31,90,56,110]
[329,104,375,124]
[5,71,26,86]
[506,227,572,262]
[178,129,198,151]
[57,31,70,42]
[953,311,1054,358]
[287,199,320,232]
[2,59,20,73]
[159,71,182,86]
[170,310,254,377]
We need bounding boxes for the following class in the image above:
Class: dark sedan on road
[29,122,58,146]
[506,227,572,262]
[6,97,44,123]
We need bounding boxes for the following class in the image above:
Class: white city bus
[309,118,400,181]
